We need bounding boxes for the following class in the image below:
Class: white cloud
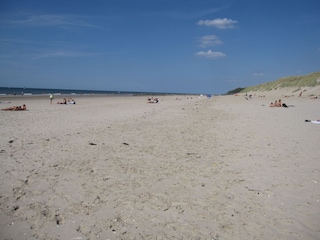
[198,35,223,48]
[197,18,237,29]
[195,50,226,59]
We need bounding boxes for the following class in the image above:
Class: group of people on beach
[269,99,288,108]
[2,94,77,111]
[50,94,75,105]
[2,95,76,111]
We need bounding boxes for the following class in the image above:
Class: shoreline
[0,93,198,103]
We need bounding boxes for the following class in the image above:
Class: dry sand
[0,92,319,240]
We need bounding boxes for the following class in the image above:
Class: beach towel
[305,120,320,124]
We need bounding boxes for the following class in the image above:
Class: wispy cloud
[183,6,227,19]
[195,50,226,59]
[33,50,98,59]
[5,13,99,28]
[253,72,264,76]
[0,38,101,60]
[0,38,50,48]
[144,6,226,20]
[225,79,241,83]
[198,35,223,48]
[197,18,237,29]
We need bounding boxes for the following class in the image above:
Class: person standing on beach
[49,94,54,104]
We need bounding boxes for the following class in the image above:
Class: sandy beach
[0,92,320,239]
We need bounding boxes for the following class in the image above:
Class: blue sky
[0,0,319,94]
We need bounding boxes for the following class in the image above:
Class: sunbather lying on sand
[2,104,27,111]
[57,98,67,104]
[148,97,159,103]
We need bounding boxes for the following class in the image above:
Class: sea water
[0,87,178,96]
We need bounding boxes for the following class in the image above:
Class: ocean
[0,87,181,96]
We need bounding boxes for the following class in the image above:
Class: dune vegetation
[240,71,320,93]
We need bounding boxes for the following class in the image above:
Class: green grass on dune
[241,71,320,93]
